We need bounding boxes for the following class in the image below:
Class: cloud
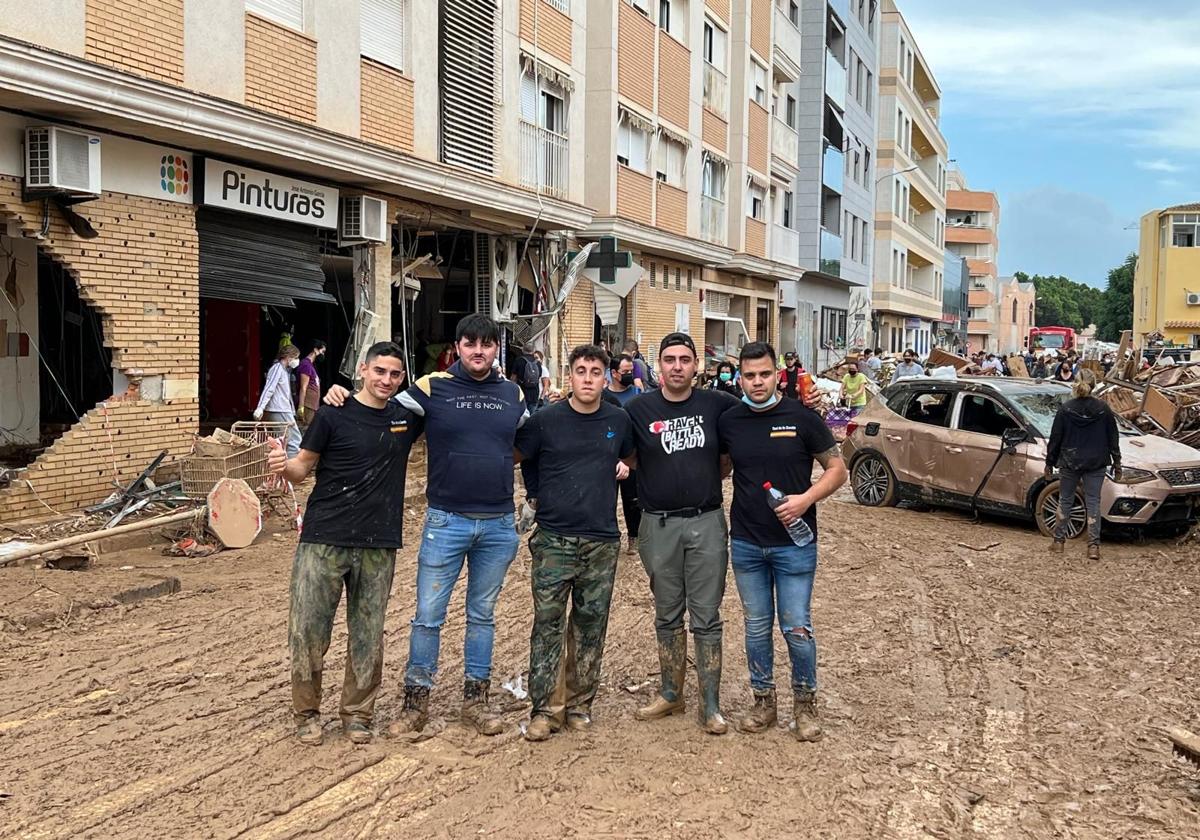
[1138,159,1186,174]
[900,4,1200,151]
[1158,178,1184,190]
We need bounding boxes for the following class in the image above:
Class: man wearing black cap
[624,332,738,734]
[777,352,803,400]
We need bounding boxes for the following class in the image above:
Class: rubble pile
[1097,359,1200,448]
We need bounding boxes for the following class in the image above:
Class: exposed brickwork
[744,217,767,258]
[657,31,690,131]
[617,1,656,113]
[85,0,185,84]
[655,182,688,237]
[705,0,731,25]
[630,257,704,368]
[245,13,317,124]
[560,277,595,364]
[360,58,415,153]
[616,165,654,226]
[750,0,771,61]
[702,109,728,155]
[519,0,573,66]
[0,176,198,519]
[747,101,769,176]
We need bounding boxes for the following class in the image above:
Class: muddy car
[842,377,1200,537]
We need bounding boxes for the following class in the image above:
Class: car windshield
[1035,334,1066,349]
[1006,389,1137,436]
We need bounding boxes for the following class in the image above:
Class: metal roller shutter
[198,210,336,308]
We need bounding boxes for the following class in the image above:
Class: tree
[1096,253,1135,342]
[1014,272,1105,331]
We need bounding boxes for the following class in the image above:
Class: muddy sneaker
[565,711,592,732]
[296,716,323,747]
[525,714,556,742]
[387,685,430,737]
[1087,544,1100,560]
[626,537,639,556]
[1050,539,1065,554]
[461,679,505,736]
[635,630,687,721]
[736,689,777,734]
[344,720,372,745]
[790,691,823,742]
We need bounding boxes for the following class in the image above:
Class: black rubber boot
[635,629,687,720]
[695,639,728,735]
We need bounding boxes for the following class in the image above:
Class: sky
[896,0,1200,287]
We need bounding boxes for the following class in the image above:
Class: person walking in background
[1054,356,1076,383]
[296,340,326,429]
[860,349,878,383]
[508,342,543,413]
[710,360,742,398]
[777,352,804,400]
[534,350,554,407]
[1045,369,1120,560]
[841,362,869,415]
[255,344,303,458]
[604,354,643,556]
[435,344,456,373]
[866,348,883,383]
[891,349,924,384]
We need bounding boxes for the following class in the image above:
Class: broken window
[902,390,952,428]
[957,394,1020,438]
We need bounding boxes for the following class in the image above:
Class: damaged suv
[842,378,1200,537]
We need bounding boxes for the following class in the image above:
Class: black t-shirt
[299,398,423,549]
[625,388,739,512]
[515,401,635,541]
[507,354,541,409]
[718,399,836,547]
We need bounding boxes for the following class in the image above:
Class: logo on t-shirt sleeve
[649,417,706,454]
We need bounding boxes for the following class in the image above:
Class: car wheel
[851,453,898,507]
[1034,481,1086,539]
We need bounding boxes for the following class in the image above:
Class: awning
[198,210,335,308]
[594,286,623,325]
[519,51,575,93]
[1165,320,1200,329]
[618,105,655,134]
[657,123,691,149]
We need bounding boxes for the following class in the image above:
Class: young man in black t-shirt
[624,332,740,734]
[267,342,421,747]
[515,345,635,742]
[718,342,847,742]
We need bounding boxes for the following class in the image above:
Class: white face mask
[287,358,300,369]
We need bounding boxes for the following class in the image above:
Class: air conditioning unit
[339,196,388,243]
[24,126,101,196]
[1187,291,1200,307]
[474,234,520,322]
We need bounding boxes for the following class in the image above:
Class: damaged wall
[0,235,39,444]
[0,176,199,519]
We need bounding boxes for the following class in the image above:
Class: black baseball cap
[659,332,696,357]
[784,351,797,359]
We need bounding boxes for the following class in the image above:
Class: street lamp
[877,164,919,185]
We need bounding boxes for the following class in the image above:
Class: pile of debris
[1096,335,1200,448]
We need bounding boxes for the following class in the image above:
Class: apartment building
[0,0,601,517]
[939,249,968,352]
[1133,203,1200,348]
[871,0,947,358]
[944,165,1002,352]
[779,0,877,370]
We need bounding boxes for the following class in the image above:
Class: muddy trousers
[637,508,728,647]
[1055,468,1104,545]
[528,528,619,718]
[288,543,396,727]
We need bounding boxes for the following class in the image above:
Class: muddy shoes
[1087,544,1100,560]
[695,639,728,735]
[344,720,372,745]
[296,715,323,746]
[790,690,822,742]
[387,685,430,737]
[635,629,687,720]
[1050,539,1065,554]
[736,689,778,734]
[461,678,506,736]
[525,714,558,742]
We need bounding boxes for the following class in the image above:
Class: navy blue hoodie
[399,361,528,515]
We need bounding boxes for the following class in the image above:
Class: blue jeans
[405,508,520,688]
[730,538,818,693]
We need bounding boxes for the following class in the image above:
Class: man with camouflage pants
[268,341,420,746]
[515,344,635,740]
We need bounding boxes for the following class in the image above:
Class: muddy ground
[2,486,1199,839]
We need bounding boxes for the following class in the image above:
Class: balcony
[771,116,798,169]
[819,227,842,277]
[772,224,800,266]
[773,6,802,77]
[703,62,728,119]
[827,0,850,24]
[822,144,843,194]
[701,195,727,245]
[825,48,846,112]
[518,121,568,199]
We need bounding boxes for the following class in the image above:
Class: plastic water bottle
[763,482,814,547]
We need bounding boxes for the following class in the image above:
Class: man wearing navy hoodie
[326,314,527,736]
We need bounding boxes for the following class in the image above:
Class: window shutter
[246,0,304,31]
[361,0,406,71]
[520,71,538,122]
[440,0,498,174]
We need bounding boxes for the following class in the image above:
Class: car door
[942,392,1029,508]
[889,386,956,495]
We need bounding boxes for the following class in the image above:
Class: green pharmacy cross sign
[571,236,633,285]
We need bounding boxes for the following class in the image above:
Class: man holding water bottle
[717,342,847,741]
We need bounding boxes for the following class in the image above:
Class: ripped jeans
[730,538,818,693]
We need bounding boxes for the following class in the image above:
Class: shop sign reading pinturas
[199,158,338,229]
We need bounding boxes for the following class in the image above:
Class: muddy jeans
[637,508,728,645]
[1055,468,1104,545]
[730,538,817,693]
[288,543,396,726]
[528,528,619,718]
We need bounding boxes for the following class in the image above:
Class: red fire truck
[1028,326,1077,353]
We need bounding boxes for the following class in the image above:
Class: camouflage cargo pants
[289,543,396,726]
[528,528,619,719]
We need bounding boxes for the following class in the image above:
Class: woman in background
[254,344,302,459]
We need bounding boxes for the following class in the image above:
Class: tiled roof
[1164,202,1200,213]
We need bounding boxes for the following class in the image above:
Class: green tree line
[1013,253,1134,342]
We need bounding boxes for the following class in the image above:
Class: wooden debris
[1006,355,1030,378]
[1094,332,1200,446]
[958,542,1001,552]
[206,478,262,549]
[1168,727,1200,767]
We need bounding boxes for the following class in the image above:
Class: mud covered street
[2,489,1199,839]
